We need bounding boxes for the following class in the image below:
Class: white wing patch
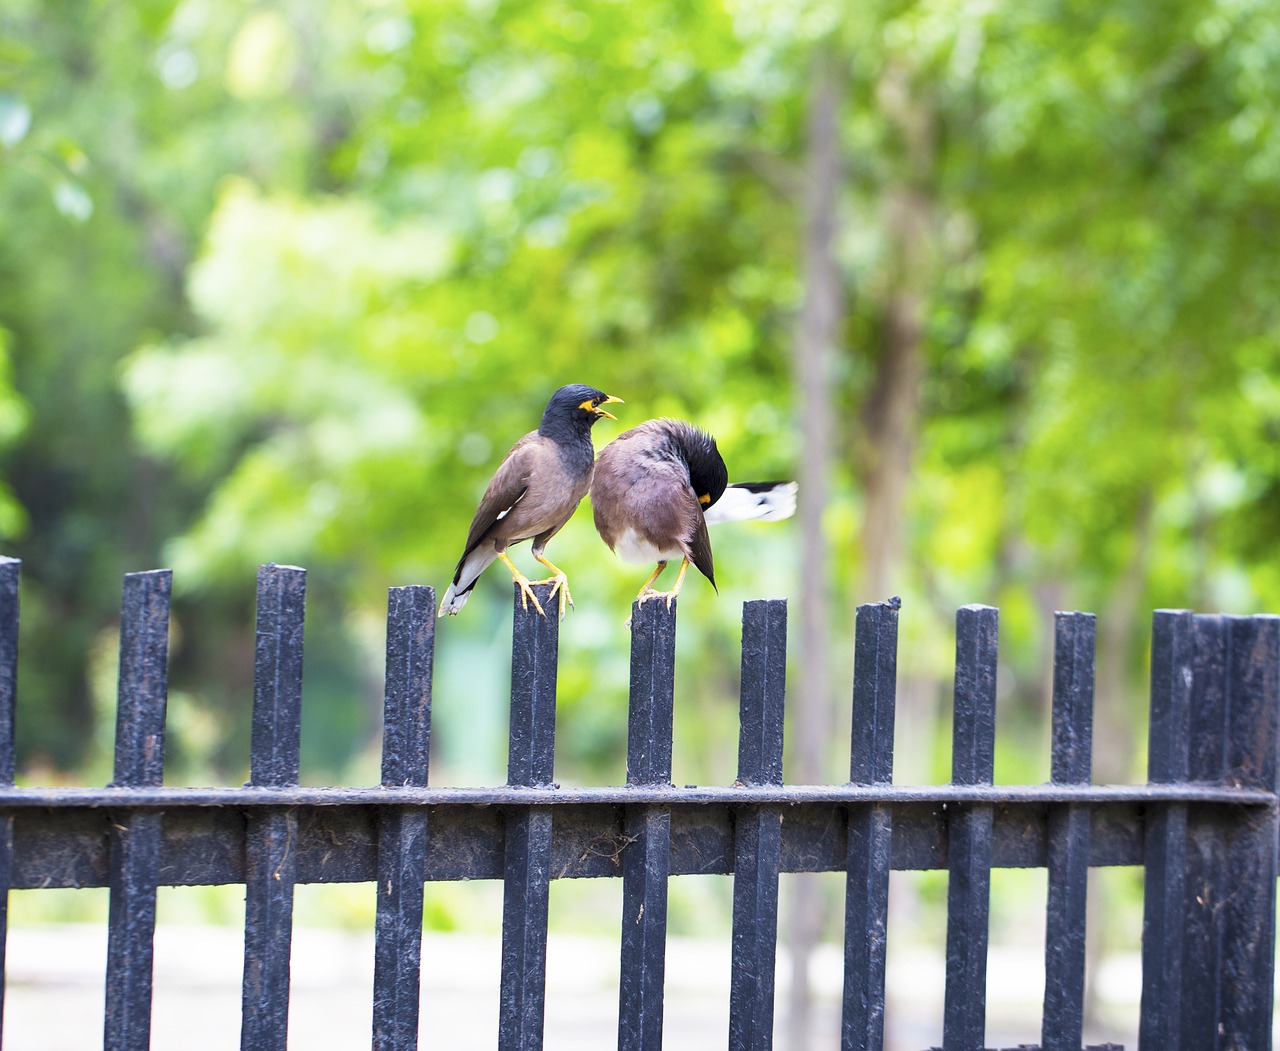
[495,489,527,522]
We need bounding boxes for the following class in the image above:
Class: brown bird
[590,418,796,608]
[439,384,623,618]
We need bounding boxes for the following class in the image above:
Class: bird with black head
[590,418,796,610]
[439,384,623,619]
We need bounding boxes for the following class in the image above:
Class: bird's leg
[636,558,690,610]
[497,552,547,616]
[635,561,668,601]
[623,562,670,627]
[530,551,573,619]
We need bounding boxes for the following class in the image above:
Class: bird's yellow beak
[584,394,624,421]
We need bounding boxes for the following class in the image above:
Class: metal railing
[0,557,1276,1050]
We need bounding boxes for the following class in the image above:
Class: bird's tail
[438,547,499,617]
[703,481,797,525]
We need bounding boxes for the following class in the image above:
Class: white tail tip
[438,584,470,617]
[704,482,798,525]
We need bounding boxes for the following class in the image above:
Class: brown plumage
[591,418,794,611]
[438,384,622,618]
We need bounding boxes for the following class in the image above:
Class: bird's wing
[683,510,716,590]
[457,435,537,564]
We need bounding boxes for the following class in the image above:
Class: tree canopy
[1,0,1277,794]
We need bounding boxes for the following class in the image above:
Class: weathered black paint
[728,599,787,1051]
[1041,612,1095,1051]
[500,582,558,1051]
[241,564,306,1051]
[0,555,17,1036]
[373,585,435,1051]
[843,598,900,1051]
[619,597,677,1051]
[105,570,172,1051]
[0,557,1277,1051]
[943,604,998,1051]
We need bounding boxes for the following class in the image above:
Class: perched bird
[438,384,623,619]
[590,418,796,608]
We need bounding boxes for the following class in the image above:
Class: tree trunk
[786,49,844,1051]
[858,63,934,604]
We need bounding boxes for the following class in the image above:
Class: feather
[703,482,797,525]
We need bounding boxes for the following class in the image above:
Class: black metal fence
[0,556,1277,1051]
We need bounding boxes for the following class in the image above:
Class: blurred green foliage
[0,0,1277,806]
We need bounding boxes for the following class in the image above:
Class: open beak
[595,394,624,421]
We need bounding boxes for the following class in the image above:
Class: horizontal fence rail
[0,557,1276,1051]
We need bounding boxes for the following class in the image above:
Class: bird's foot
[513,575,547,617]
[634,587,680,612]
[530,572,573,619]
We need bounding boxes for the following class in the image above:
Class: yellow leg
[637,557,691,610]
[497,552,546,616]
[531,552,573,619]
[635,561,668,601]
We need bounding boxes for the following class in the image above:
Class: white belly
[615,528,681,565]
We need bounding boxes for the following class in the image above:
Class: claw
[499,552,548,617]
[531,553,573,620]
[533,572,572,620]
[515,576,547,616]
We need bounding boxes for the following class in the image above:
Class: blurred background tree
[2,0,1279,1043]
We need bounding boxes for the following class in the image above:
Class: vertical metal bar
[729,599,787,1051]
[941,604,997,1051]
[241,564,306,1051]
[618,597,676,1051]
[1041,611,1095,1051]
[1217,614,1279,1047]
[104,570,172,1051]
[0,556,19,1037]
[1138,609,1193,1051]
[0,557,18,785]
[500,582,558,1051]
[373,585,435,1051]
[1171,614,1228,1049]
[842,597,900,1051]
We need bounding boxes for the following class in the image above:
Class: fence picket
[499,581,559,1051]
[728,599,788,1051]
[842,597,900,1051]
[0,556,19,1036]
[1041,611,1095,1051]
[1218,614,1279,1044]
[241,564,306,1051]
[942,604,998,1050]
[2,553,1279,1050]
[104,570,172,1051]
[1138,608,1194,1049]
[618,597,677,1051]
[373,584,436,1051]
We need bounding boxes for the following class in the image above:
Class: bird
[438,384,623,619]
[590,418,796,609]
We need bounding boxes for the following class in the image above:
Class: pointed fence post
[499,581,559,1051]
[842,597,900,1051]
[1041,611,1096,1051]
[241,564,306,1051]
[618,597,677,1051]
[0,557,18,1037]
[728,599,787,1051]
[1138,609,1194,1049]
[372,584,435,1051]
[941,604,997,1051]
[104,570,172,1051]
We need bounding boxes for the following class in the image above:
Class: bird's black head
[539,384,623,439]
[667,421,729,510]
